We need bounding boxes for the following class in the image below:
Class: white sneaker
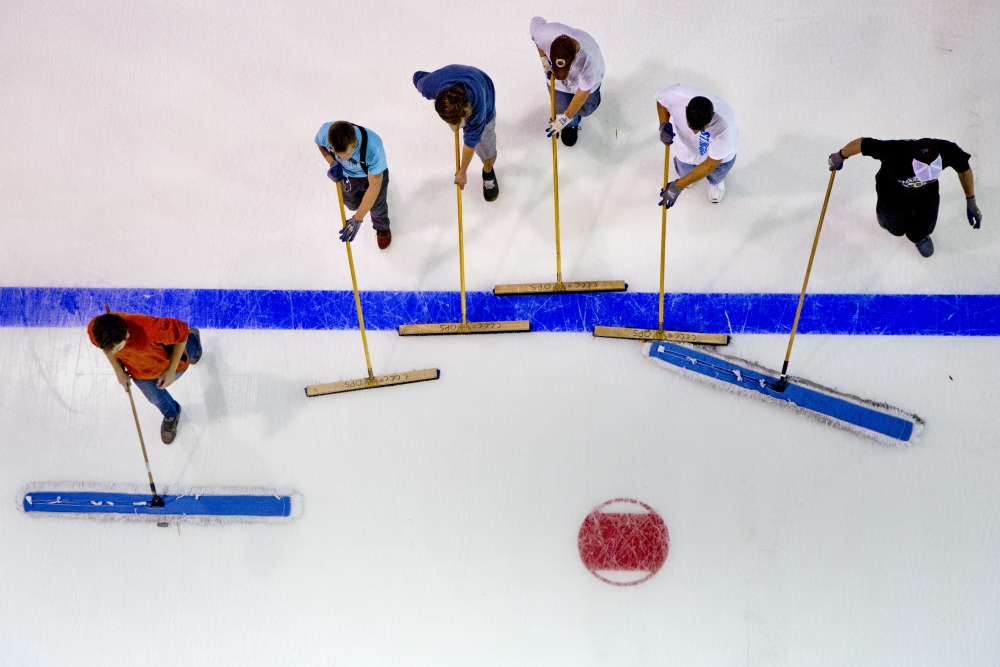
[707,180,726,203]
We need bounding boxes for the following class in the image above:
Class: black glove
[659,122,674,146]
[339,217,362,243]
[967,196,982,229]
[828,151,846,171]
[658,181,682,208]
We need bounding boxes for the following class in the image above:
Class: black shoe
[161,410,180,445]
[188,328,202,364]
[914,236,934,257]
[560,125,578,147]
[483,169,499,202]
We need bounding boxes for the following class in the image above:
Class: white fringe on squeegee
[642,341,925,447]
[20,481,303,525]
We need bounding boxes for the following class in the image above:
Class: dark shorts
[875,194,938,242]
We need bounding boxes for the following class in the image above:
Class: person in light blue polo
[315,121,392,249]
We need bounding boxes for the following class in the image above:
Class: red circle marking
[578,498,669,586]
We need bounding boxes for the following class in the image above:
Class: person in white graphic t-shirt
[529,16,605,147]
[655,84,739,207]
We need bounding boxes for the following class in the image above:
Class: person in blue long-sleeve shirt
[413,65,500,202]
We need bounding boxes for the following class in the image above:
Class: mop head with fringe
[20,481,302,524]
[642,341,924,446]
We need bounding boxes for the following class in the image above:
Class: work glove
[327,163,344,183]
[546,114,571,137]
[540,55,552,80]
[828,151,846,171]
[339,217,362,243]
[659,122,674,146]
[659,181,682,208]
[967,196,982,229]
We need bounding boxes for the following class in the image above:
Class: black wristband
[838,150,846,159]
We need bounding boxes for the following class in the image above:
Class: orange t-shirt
[88,313,191,380]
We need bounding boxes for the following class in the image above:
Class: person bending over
[413,65,499,202]
[89,312,202,444]
[530,16,605,147]
[317,120,392,249]
[656,84,739,207]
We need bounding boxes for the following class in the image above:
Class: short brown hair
[685,97,715,131]
[92,314,129,352]
[434,86,469,125]
[327,121,357,154]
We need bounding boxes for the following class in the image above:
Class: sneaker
[188,328,202,364]
[376,229,392,250]
[914,236,934,257]
[560,125,578,147]
[483,169,499,202]
[707,180,726,203]
[161,411,180,445]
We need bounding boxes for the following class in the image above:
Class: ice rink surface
[2,0,1000,665]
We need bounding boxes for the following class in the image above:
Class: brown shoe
[377,229,392,249]
[161,410,180,445]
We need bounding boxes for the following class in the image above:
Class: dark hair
[911,138,940,164]
[685,96,715,131]
[328,121,358,154]
[434,86,469,125]
[550,35,579,70]
[92,314,129,352]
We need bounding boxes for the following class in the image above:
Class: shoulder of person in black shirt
[861,137,971,173]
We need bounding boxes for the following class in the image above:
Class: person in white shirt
[655,84,739,206]
[529,16,605,147]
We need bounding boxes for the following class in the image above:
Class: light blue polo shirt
[315,123,388,178]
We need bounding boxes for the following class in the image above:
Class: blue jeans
[132,331,202,419]
[554,85,602,128]
[674,155,737,185]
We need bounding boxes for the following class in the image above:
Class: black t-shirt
[860,138,970,206]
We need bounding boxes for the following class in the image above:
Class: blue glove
[327,163,344,183]
[540,55,552,80]
[339,217,362,243]
[546,114,571,137]
[659,122,674,146]
[967,196,982,229]
[659,181,682,208]
[828,151,846,171]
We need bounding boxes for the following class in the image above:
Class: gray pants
[342,169,390,231]
[474,117,497,161]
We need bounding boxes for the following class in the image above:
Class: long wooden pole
[549,76,563,286]
[454,125,468,326]
[103,303,164,507]
[657,144,671,334]
[335,182,375,383]
[774,170,837,391]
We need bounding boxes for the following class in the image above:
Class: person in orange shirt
[88,312,202,444]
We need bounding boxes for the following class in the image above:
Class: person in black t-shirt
[828,137,981,257]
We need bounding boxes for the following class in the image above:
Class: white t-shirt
[529,16,604,95]
[654,84,739,164]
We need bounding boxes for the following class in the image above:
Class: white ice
[2,1,1000,666]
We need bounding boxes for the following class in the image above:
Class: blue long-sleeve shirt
[413,65,496,149]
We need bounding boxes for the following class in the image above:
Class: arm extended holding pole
[773,170,837,392]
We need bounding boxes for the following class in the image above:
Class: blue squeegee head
[20,482,303,524]
[643,341,924,446]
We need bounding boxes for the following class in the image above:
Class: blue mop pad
[643,341,924,446]
[21,482,302,524]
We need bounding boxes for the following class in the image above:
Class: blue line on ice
[2,287,998,335]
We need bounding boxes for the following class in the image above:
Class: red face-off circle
[578,498,670,586]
